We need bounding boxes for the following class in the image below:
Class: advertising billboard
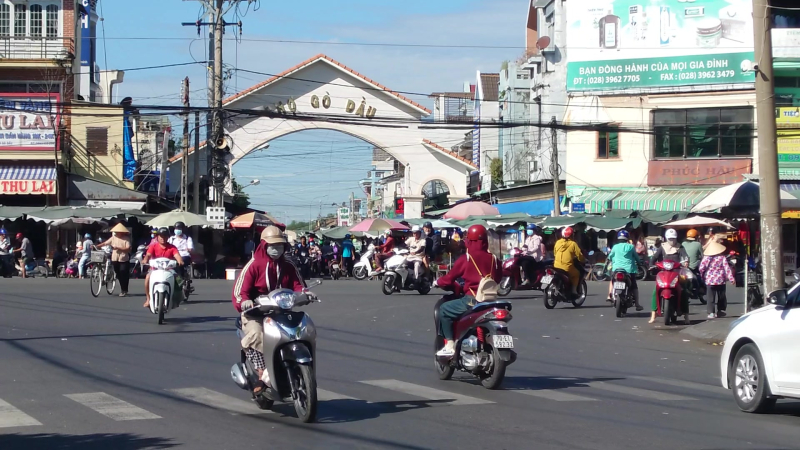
[777,107,800,178]
[0,94,61,151]
[566,0,755,92]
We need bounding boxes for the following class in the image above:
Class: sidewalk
[680,316,733,342]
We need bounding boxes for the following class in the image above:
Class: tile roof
[168,140,206,164]
[479,73,500,102]
[422,139,477,169]
[222,54,431,114]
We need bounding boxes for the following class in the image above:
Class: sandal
[252,381,266,395]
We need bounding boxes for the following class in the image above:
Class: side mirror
[588,251,595,256]
[767,289,788,307]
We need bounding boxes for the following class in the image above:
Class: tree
[231,179,251,209]
[287,220,311,231]
[490,157,503,187]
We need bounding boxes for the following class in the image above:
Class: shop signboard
[0,94,61,151]
[777,107,800,175]
[647,159,751,186]
[0,180,56,195]
[566,0,755,92]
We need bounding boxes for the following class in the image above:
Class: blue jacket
[608,242,640,274]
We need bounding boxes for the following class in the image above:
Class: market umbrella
[146,210,209,227]
[691,181,800,213]
[665,216,734,229]
[230,211,279,228]
[349,218,408,232]
[443,201,499,220]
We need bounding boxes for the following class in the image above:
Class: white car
[721,285,800,413]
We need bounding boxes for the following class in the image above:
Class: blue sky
[99,0,526,221]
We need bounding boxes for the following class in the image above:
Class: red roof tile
[422,139,477,169]
[223,54,431,114]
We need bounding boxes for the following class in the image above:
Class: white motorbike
[382,249,431,295]
[129,244,148,279]
[353,244,376,280]
[148,257,179,325]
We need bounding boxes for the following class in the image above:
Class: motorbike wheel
[382,275,395,295]
[353,266,368,280]
[157,292,166,325]
[56,265,66,278]
[593,265,608,281]
[292,364,318,423]
[183,281,191,303]
[615,294,625,318]
[434,336,455,380]
[480,346,507,390]
[571,281,588,308]
[497,277,512,297]
[543,285,558,309]
[636,263,647,281]
[663,297,675,326]
[417,279,431,295]
[89,266,102,298]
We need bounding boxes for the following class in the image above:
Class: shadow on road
[167,315,232,324]
[0,433,177,450]
[295,398,455,424]
[501,375,624,391]
[771,401,800,417]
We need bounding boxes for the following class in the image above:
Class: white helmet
[384,229,391,235]
[665,229,678,240]
[411,225,421,233]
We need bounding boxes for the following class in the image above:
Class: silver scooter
[230,280,322,423]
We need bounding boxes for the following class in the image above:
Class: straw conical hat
[110,223,130,233]
[704,241,726,257]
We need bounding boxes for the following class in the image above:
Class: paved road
[0,277,797,450]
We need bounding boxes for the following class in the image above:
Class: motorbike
[56,249,79,278]
[297,250,311,280]
[328,257,345,280]
[611,270,636,318]
[654,260,685,326]
[680,262,706,304]
[353,244,377,280]
[497,248,553,296]
[129,244,148,279]
[540,256,589,309]
[230,281,322,423]
[433,294,516,389]
[147,257,180,325]
[381,249,431,295]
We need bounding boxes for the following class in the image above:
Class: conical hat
[704,241,726,256]
[110,223,130,233]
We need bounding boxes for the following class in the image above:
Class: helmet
[665,229,678,240]
[411,225,421,233]
[526,223,537,230]
[384,229,391,235]
[686,229,699,240]
[174,221,185,229]
[344,234,351,239]
[562,227,574,239]
[261,225,288,245]
[151,227,158,234]
[617,230,630,240]
[0,228,5,235]
[157,227,170,237]
[84,233,92,239]
[423,221,433,229]
[466,224,488,242]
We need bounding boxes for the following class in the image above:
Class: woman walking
[98,223,132,296]
[698,240,735,319]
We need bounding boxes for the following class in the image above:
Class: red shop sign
[647,159,752,186]
[0,180,56,195]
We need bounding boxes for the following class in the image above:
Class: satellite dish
[536,36,551,51]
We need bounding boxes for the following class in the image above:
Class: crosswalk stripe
[586,381,694,401]
[169,388,271,415]
[317,389,360,402]
[65,393,161,421]
[517,389,598,402]
[629,376,724,393]
[0,398,42,428]
[360,380,493,406]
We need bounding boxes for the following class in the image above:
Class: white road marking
[65,393,161,421]
[360,380,493,406]
[586,381,695,401]
[169,388,271,415]
[317,389,360,402]
[0,398,42,428]
[629,376,725,393]
[518,389,598,402]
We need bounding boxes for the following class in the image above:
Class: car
[721,285,800,413]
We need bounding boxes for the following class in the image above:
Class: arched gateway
[220,54,475,219]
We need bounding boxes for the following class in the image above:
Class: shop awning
[572,190,620,214]
[0,206,45,220]
[612,190,712,212]
[494,198,559,216]
[0,165,57,195]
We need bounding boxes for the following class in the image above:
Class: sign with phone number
[566,52,754,91]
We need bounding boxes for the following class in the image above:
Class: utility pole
[193,110,201,214]
[753,0,783,297]
[181,77,190,211]
[550,116,561,216]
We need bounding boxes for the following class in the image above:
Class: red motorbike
[654,260,685,325]
[497,248,552,296]
[433,294,517,390]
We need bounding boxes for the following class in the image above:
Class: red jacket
[232,241,304,312]
[436,239,501,298]
[378,236,395,253]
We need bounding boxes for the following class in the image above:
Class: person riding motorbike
[681,228,706,305]
[648,228,689,324]
[231,225,313,393]
[295,236,308,256]
[606,230,643,311]
[142,227,184,308]
[340,234,355,277]
[168,221,194,285]
[553,227,585,299]
[78,232,94,279]
[432,224,501,357]
[423,221,441,268]
[372,229,396,275]
[405,226,427,286]
[520,224,544,285]
[0,228,12,277]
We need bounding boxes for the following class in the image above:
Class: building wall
[66,103,134,189]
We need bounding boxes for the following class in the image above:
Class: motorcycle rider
[681,228,706,305]
[371,229,396,275]
[142,227,184,309]
[0,229,11,277]
[649,228,689,324]
[433,224,501,357]
[405,226,427,285]
[295,236,308,256]
[554,227,585,299]
[423,221,441,267]
[341,234,355,277]
[231,225,311,393]
[168,221,194,288]
[521,224,544,285]
[78,232,94,279]
[606,230,643,311]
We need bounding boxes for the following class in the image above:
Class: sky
[98,0,527,221]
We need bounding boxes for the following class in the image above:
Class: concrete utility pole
[550,116,561,216]
[193,110,201,214]
[181,77,190,211]
[753,0,783,296]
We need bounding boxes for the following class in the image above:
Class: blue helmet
[84,233,92,239]
[617,230,630,240]
[344,234,351,239]
[526,223,537,230]
[0,228,6,235]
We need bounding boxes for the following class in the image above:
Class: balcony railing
[0,37,74,61]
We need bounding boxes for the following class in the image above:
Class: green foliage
[287,220,312,231]
[231,179,251,209]
[490,158,503,187]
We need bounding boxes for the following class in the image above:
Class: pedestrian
[244,232,256,261]
[13,232,33,278]
[341,234,355,277]
[0,228,12,277]
[699,240,735,319]
[98,224,132,296]
[78,233,94,279]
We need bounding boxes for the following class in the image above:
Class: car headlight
[274,292,296,310]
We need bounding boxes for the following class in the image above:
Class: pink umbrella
[349,218,409,232]
[443,201,499,220]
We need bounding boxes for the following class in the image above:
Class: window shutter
[86,127,108,156]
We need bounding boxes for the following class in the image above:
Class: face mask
[526,230,533,236]
[175,229,183,236]
[267,245,284,260]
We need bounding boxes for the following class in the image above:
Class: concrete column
[402,195,424,219]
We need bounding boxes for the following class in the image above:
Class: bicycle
[89,246,116,297]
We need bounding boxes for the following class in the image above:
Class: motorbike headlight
[274,291,296,310]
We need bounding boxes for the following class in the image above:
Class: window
[45,5,57,38]
[652,107,753,159]
[0,82,59,93]
[86,127,109,156]
[0,4,9,37]
[14,4,26,38]
[30,5,42,38]
[598,127,620,159]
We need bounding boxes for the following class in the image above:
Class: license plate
[614,282,627,290]
[492,335,514,349]
[540,275,553,285]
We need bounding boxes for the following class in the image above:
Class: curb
[679,317,733,342]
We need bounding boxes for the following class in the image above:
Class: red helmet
[562,227,574,239]
[466,224,488,242]
[15,233,23,240]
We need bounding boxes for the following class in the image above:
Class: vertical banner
[472,100,481,170]
[122,110,136,181]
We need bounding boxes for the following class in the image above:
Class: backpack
[467,252,498,303]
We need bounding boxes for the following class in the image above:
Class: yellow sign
[782,210,800,219]
[777,108,800,157]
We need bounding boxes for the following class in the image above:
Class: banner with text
[0,93,61,151]
[777,107,800,179]
[566,0,754,92]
